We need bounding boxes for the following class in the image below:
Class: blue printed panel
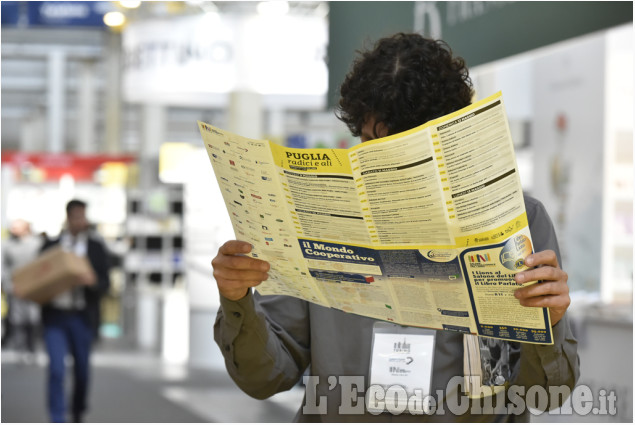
[460,241,552,344]
[477,324,551,343]
[439,309,469,317]
[378,249,462,282]
[309,270,375,284]
[298,240,380,267]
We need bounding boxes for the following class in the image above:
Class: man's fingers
[213,241,270,272]
[515,280,567,299]
[515,266,567,285]
[524,249,559,268]
[213,254,270,272]
[217,277,268,289]
[516,250,570,327]
[214,267,269,283]
[212,240,272,300]
[219,240,253,256]
[516,293,570,309]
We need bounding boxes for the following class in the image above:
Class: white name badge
[367,322,436,414]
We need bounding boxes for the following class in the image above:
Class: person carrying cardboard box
[39,199,111,423]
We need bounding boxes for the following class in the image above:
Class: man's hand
[212,240,270,301]
[514,250,570,327]
[78,270,96,286]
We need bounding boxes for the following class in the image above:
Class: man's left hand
[514,250,570,327]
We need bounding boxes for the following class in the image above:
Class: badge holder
[367,322,436,414]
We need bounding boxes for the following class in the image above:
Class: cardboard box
[12,246,95,305]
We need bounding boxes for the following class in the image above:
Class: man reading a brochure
[211,33,579,421]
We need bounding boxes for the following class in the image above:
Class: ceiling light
[198,1,219,14]
[103,11,126,27]
[257,1,289,17]
[201,11,221,26]
[119,1,141,8]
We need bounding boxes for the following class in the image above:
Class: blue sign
[2,1,112,27]
[1,2,22,25]
[286,134,308,149]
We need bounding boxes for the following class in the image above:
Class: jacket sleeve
[213,290,311,400]
[87,239,111,296]
[516,196,580,410]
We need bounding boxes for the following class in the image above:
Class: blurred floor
[1,338,304,423]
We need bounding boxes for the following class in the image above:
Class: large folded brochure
[198,92,553,344]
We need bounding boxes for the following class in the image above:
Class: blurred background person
[40,199,111,423]
[1,219,43,363]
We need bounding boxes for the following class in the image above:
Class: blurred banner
[122,13,328,109]
[1,151,136,183]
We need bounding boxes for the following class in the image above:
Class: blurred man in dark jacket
[40,199,110,423]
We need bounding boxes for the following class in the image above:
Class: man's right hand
[212,240,270,301]
[78,270,96,286]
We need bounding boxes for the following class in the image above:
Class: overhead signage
[122,13,328,108]
[1,1,112,27]
[327,1,632,107]
[2,151,136,182]
[415,1,633,67]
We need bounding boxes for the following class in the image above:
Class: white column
[104,32,122,154]
[228,90,262,139]
[229,16,263,139]
[47,49,66,153]
[77,60,97,154]
[1,166,15,234]
[141,103,167,159]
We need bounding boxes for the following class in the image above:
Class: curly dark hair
[336,33,473,138]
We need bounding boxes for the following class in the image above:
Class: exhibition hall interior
[1,1,632,423]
